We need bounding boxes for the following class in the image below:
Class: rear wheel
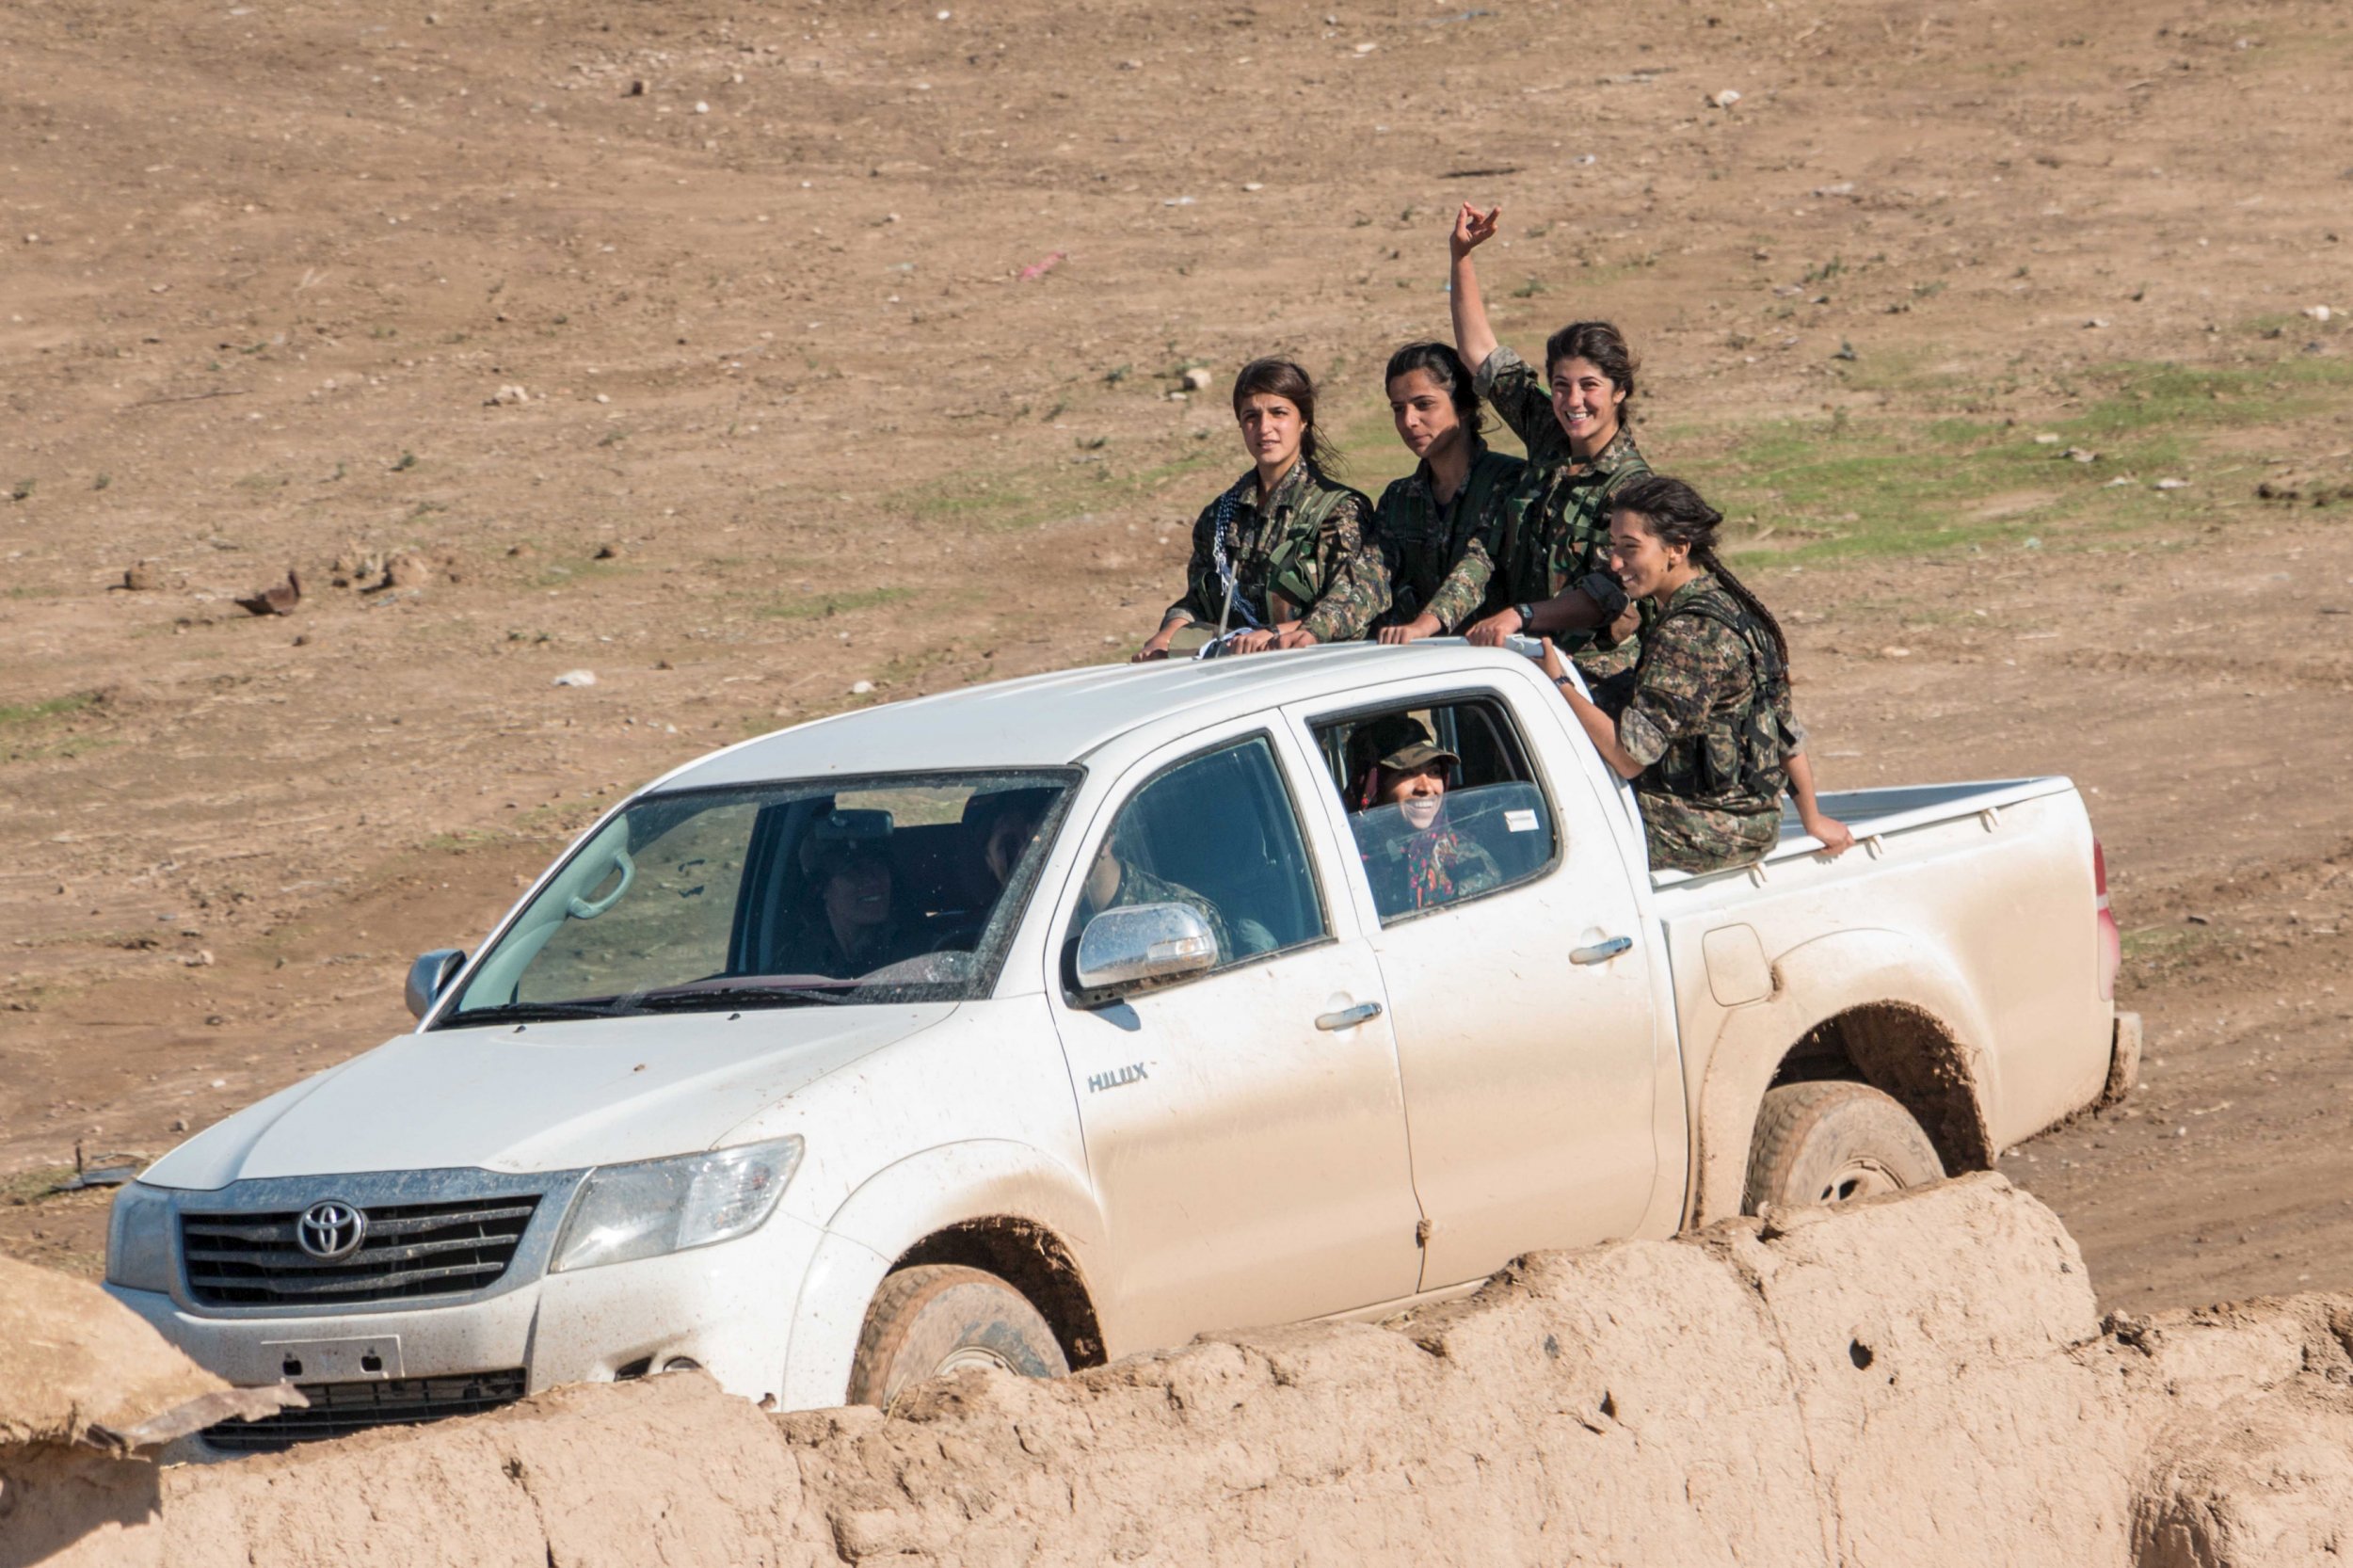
[846,1264,1067,1412]
[1744,1080,1945,1212]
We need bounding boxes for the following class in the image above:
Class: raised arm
[1449,202,1503,374]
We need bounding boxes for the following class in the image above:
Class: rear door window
[1314,697,1559,924]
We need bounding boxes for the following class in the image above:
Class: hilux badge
[297,1200,368,1261]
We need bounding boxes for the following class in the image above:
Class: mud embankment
[6,1176,2350,1567]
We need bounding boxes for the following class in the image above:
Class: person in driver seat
[1346,714,1501,915]
[1074,822,1236,968]
[772,815,920,978]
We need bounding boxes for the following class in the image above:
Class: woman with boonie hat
[1345,714,1502,916]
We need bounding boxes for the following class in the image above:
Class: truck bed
[1648,776,2082,887]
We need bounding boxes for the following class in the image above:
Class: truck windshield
[439,770,1078,1024]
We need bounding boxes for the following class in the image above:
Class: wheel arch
[891,1218,1105,1372]
[782,1140,1108,1409]
[1687,929,1998,1228]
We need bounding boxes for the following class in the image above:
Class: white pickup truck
[104,643,2137,1448]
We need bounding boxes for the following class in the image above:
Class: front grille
[201,1368,527,1452]
[180,1195,541,1307]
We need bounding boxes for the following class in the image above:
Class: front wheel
[1744,1080,1945,1212]
[846,1264,1067,1412]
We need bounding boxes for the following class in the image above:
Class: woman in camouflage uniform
[1369,343,1526,645]
[1134,359,1387,661]
[1343,715,1503,916]
[1545,474,1855,876]
[1444,203,1654,675]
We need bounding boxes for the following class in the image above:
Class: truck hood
[140,1004,957,1190]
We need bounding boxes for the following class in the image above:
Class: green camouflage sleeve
[1780,696,1808,755]
[1299,490,1391,643]
[1449,835,1504,898]
[1618,616,1746,767]
[1422,501,1500,632]
[1167,498,1221,626]
[1474,346,1568,469]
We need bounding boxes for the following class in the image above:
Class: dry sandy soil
[3,0,2350,1317]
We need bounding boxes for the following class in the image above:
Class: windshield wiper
[630,983,851,1012]
[440,1000,636,1026]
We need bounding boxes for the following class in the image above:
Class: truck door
[1046,727,1423,1352]
[1293,684,1666,1292]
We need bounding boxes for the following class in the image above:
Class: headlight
[105,1181,178,1293]
[550,1137,804,1274]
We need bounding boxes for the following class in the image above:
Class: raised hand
[1449,201,1502,259]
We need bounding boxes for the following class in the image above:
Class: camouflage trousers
[1638,791,1781,876]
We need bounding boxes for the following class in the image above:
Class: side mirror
[406,948,467,1019]
[1075,903,1219,995]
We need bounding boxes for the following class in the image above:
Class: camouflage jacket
[1167,460,1388,644]
[1475,345,1652,620]
[1372,441,1526,633]
[1604,573,1801,818]
[1356,822,1503,919]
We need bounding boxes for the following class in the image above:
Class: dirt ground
[2,0,2349,1310]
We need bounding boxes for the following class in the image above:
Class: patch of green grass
[0,693,94,729]
[419,827,506,854]
[1705,355,2353,565]
[892,440,1230,535]
[1,1166,75,1206]
[760,585,915,620]
[509,801,606,840]
[2121,922,2235,985]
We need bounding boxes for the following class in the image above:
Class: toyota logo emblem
[296,1200,368,1261]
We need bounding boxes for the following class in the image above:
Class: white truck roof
[657,643,1543,792]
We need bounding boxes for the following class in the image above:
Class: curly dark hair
[1542,320,1639,425]
[1609,473,1786,664]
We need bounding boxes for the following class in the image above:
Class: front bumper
[106,1169,830,1448]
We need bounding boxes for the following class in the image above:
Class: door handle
[1315,1000,1383,1032]
[1571,936,1633,966]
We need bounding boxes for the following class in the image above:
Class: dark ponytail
[1609,473,1788,665]
[1383,341,1485,441]
[1232,357,1338,472]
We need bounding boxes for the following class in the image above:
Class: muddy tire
[2098,1010,2143,1109]
[1744,1080,1945,1213]
[846,1264,1067,1411]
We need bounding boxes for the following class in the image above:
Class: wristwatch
[1513,601,1538,632]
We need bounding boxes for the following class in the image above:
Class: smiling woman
[1446,204,1657,675]
[1542,474,1854,876]
[1132,359,1388,661]
[437,771,1078,1022]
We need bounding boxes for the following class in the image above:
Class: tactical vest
[1214,465,1341,625]
[1643,585,1794,809]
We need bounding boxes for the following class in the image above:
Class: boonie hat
[802,808,893,877]
[1349,714,1458,776]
